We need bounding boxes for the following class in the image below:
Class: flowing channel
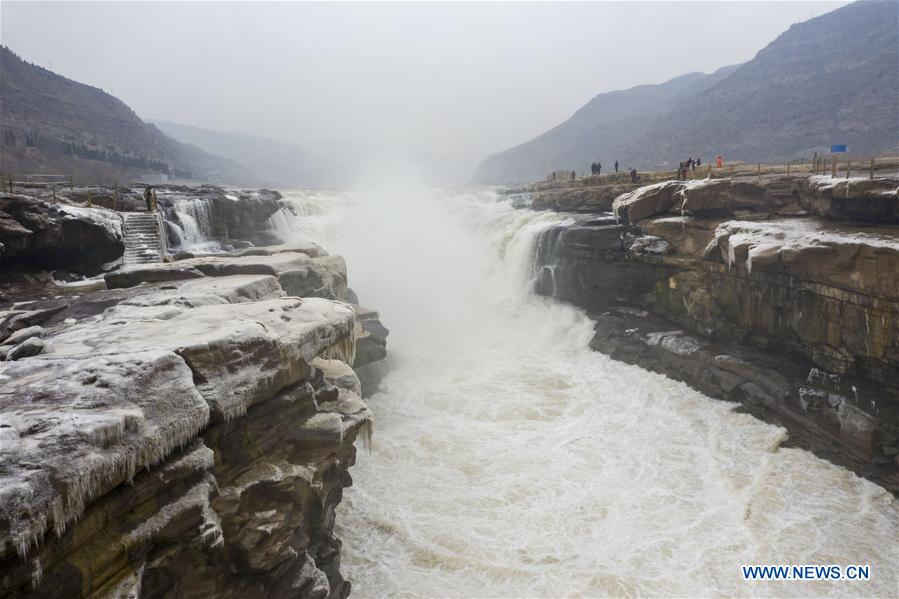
[273,186,899,597]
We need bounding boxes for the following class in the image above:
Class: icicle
[30,558,42,590]
[359,419,373,454]
[321,319,357,366]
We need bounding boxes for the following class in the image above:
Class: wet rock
[0,305,66,335]
[629,235,673,256]
[353,306,390,367]
[588,310,899,493]
[156,186,282,243]
[5,336,44,360]
[0,324,43,345]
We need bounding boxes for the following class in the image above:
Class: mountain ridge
[0,45,250,185]
[149,119,335,188]
[473,0,899,184]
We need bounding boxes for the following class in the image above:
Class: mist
[0,1,847,184]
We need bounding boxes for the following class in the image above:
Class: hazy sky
[2,1,846,182]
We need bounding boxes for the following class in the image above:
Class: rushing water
[162,197,219,252]
[274,186,898,597]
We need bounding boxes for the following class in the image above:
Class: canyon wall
[0,192,387,597]
[532,176,899,491]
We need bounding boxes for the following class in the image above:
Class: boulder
[4,336,44,360]
[612,181,682,224]
[353,306,390,367]
[613,178,803,224]
[801,176,899,223]
[641,216,724,258]
[0,194,124,273]
[0,324,44,345]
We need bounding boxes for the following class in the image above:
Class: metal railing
[1,173,73,193]
[540,155,899,190]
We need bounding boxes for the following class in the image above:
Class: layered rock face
[0,195,388,597]
[533,175,899,491]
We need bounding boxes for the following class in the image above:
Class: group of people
[590,160,620,176]
[676,157,701,180]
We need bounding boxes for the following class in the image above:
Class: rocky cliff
[0,192,388,597]
[532,175,899,492]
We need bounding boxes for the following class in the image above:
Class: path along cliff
[0,186,388,598]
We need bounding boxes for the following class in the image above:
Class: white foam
[277,186,899,596]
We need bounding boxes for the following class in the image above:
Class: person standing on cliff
[615,160,619,173]
[571,170,576,181]
[144,185,153,211]
[630,168,638,183]
[596,162,602,175]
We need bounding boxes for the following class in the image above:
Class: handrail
[2,173,74,193]
[155,210,169,261]
[544,155,899,187]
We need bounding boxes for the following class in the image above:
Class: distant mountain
[618,0,899,168]
[473,0,899,184]
[0,45,249,185]
[150,120,333,188]
[472,65,740,184]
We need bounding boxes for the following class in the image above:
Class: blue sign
[830,144,847,153]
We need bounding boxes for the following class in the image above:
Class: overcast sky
[2,1,847,183]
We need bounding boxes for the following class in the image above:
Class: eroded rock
[0,194,124,273]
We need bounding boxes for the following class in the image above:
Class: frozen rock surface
[534,175,899,492]
[106,248,348,301]
[0,193,124,273]
[0,225,386,597]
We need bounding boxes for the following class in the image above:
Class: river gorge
[275,186,898,596]
[1,181,897,597]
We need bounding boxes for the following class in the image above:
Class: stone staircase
[123,212,164,265]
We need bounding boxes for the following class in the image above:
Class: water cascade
[161,197,217,251]
[274,186,898,597]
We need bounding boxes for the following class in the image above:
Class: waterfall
[272,186,899,597]
[532,223,568,297]
[162,198,217,252]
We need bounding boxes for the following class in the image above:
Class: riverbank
[527,174,899,493]
[0,187,387,597]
